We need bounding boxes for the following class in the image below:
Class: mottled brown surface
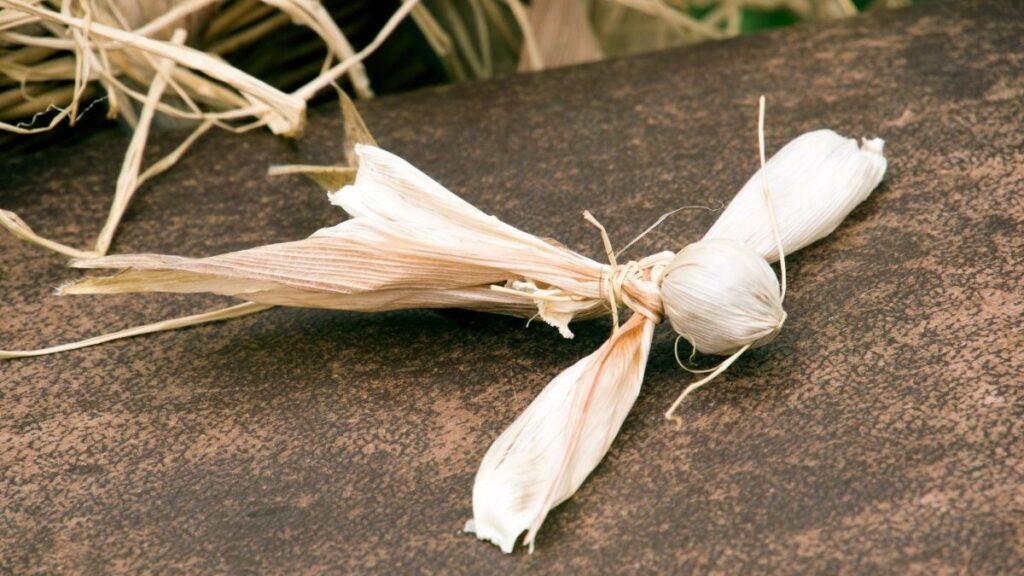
[2,1,1022,573]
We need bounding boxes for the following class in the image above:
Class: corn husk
[660,238,784,356]
[466,313,655,553]
[5,113,888,553]
[468,128,887,553]
[704,130,888,262]
[656,129,887,358]
[61,144,647,339]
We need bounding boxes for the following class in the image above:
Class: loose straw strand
[503,0,542,71]
[0,302,272,360]
[673,335,716,374]
[582,210,621,332]
[138,119,215,187]
[293,0,422,101]
[758,94,787,301]
[665,343,750,423]
[617,202,723,258]
[666,96,786,421]
[94,28,187,257]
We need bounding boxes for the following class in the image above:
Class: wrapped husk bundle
[17,100,887,551]
[468,127,886,551]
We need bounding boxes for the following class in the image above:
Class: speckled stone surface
[2,1,1022,573]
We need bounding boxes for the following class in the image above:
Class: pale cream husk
[62,144,667,338]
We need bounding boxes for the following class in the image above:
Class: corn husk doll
[2,99,886,552]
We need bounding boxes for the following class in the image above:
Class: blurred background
[1,0,918,153]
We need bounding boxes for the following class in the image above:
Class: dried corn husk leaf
[339,86,376,162]
[267,164,357,189]
[704,130,887,263]
[466,313,655,553]
[62,144,638,337]
[267,88,373,188]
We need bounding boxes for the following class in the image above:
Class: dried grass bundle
[0,0,892,263]
[2,96,887,551]
[0,0,419,258]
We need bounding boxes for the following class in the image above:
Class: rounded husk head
[659,239,785,356]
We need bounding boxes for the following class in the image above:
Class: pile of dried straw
[0,0,898,257]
